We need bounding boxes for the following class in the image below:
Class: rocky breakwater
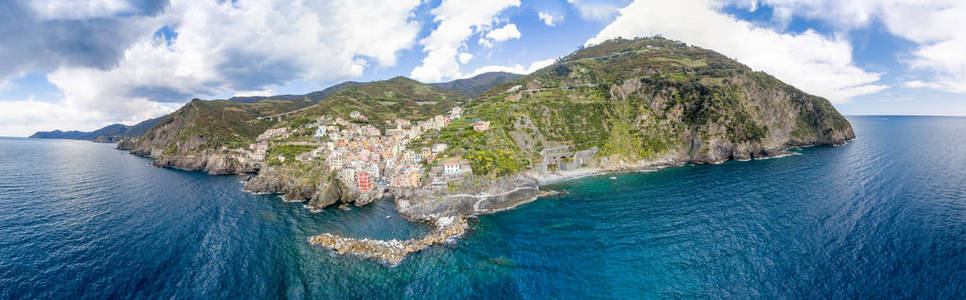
[308,175,541,264]
[309,217,468,265]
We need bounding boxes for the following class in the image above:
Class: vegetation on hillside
[134,36,852,181]
[417,36,850,176]
[430,71,522,97]
[288,77,467,131]
[139,98,307,154]
[265,144,316,166]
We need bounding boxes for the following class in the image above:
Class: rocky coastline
[117,134,854,265]
[241,166,383,210]
[120,138,260,175]
[299,137,853,265]
[101,36,862,266]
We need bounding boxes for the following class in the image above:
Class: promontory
[117,37,854,264]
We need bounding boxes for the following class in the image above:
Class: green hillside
[415,37,853,177]
[135,98,310,155]
[285,76,467,130]
[430,71,522,97]
[130,37,853,181]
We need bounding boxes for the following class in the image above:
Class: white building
[362,125,380,136]
[432,143,448,154]
[368,163,380,178]
[449,107,462,119]
[340,168,356,184]
[405,151,421,165]
[257,127,288,141]
[442,158,461,175]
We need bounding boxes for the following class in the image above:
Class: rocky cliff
[242,164,382,209]
[127,98,306,174]
[418,37,854,181]
[116,138,137,151]
[394,37,856,221]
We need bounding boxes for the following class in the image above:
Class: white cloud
[232,89,278,98]
[0,79,12,92]
[904,80,928,88]
[0,100,100,137]
[538,12,561,26]
[1,0,425,136]
[725,0,966,94]
[27,0,133,20]
[479,23,521,47]
[588,0,887,102]
[0,98,179,137]
[465,58,555,78]
[458,52,474,64]
[567,0,624,21]
[410,0,521,82]
[877,2,966,93]
[486,24,521,42]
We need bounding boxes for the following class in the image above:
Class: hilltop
[415,37,852,177]
[430,72,522,97]
[125,98,313,173]
[299,76,466,128]
[125,77,466,174]
[32,73,512,142]
[226,81,362,104]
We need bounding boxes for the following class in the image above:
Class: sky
[1,0,965,136]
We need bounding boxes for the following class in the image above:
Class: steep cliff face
[420,37,854,183]
[242,164,381,209]
[116,138,137,151]
[129,98,303,174]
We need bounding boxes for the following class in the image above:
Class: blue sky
[1,0,965,136]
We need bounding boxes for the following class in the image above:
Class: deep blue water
[1,116,964,298]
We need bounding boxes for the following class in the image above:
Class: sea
[1,116,964,299]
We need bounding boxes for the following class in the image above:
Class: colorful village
[242,107,493,194]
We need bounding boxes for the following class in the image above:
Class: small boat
[385,215,391,219]
[610,176,617,180]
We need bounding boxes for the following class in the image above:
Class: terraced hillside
[282,76,467,131]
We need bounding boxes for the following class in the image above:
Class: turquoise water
[1,116,964,298]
